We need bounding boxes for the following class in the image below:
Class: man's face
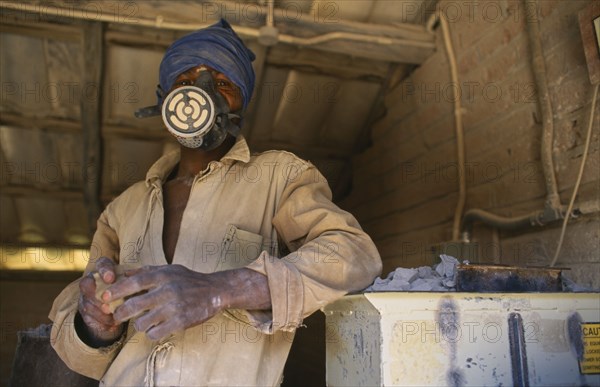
[170,65,243,112]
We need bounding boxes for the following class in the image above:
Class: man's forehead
[179,65,227,78]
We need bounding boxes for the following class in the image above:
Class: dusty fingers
[77,273,124,344]
[95,256,118,284]
[107,265,223,341]
[76,255,125,345]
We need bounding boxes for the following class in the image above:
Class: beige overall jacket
[49,136,382,386]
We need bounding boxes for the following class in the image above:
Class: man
[50,19,381,386]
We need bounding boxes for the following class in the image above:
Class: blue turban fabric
[158,19,256,110]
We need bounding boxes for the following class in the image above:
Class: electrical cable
[525,0,561,210]
[459,0,571,240]
[439,12,467,241]
[550,83,599,267]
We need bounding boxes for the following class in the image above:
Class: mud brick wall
[342,0,599,287]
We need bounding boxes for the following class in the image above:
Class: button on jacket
[49,136,382,386]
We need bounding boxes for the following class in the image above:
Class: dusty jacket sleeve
[241,161,382,333]
[48,210,123,380]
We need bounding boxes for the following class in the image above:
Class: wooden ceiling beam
[80,21,103,233]
[1,0,436,64]
[0,113,81,133]
[102,124,171,141]
[1,185,83,200]
[0,10,81,41]
[104,25,180,48]
[267,45,391,81]
[105,26,392,81]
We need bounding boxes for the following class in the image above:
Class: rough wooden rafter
[80,21,103,233]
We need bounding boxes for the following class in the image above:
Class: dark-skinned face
[170,65,243,113]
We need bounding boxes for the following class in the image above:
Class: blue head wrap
[158,19,255,110]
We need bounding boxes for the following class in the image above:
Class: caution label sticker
[580,323,600,375]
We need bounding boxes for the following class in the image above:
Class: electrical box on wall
[579,2,600,84]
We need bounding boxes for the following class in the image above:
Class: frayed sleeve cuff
[50,308,124,380]
[223,252,304,334]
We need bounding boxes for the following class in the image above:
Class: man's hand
[103,265,271,341]
[77,257,125,347]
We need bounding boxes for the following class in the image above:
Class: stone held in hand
[93,264,138,314]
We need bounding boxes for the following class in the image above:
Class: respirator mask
[136,67,242,151]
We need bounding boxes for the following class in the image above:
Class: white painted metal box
[323,292,600,386]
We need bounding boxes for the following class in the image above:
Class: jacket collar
[145,135,251,186]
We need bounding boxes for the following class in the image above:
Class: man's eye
[216,79,233,88]
[176,80,192,86]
